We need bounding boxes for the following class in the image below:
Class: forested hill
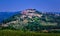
[1,9,60,31]
[0,12,20,23]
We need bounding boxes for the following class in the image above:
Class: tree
[23,17,42,31]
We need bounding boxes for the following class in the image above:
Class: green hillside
[1,9,60,32]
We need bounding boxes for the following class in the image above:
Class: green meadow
[0,30,60,36]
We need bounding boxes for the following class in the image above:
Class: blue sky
[0,0,60,12]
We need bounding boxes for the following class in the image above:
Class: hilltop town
[0,9,60,32]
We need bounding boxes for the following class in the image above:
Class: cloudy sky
[0,0,60,12]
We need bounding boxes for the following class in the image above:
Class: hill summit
[20,9,42,18]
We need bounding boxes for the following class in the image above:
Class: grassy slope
[0,30,60,36]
